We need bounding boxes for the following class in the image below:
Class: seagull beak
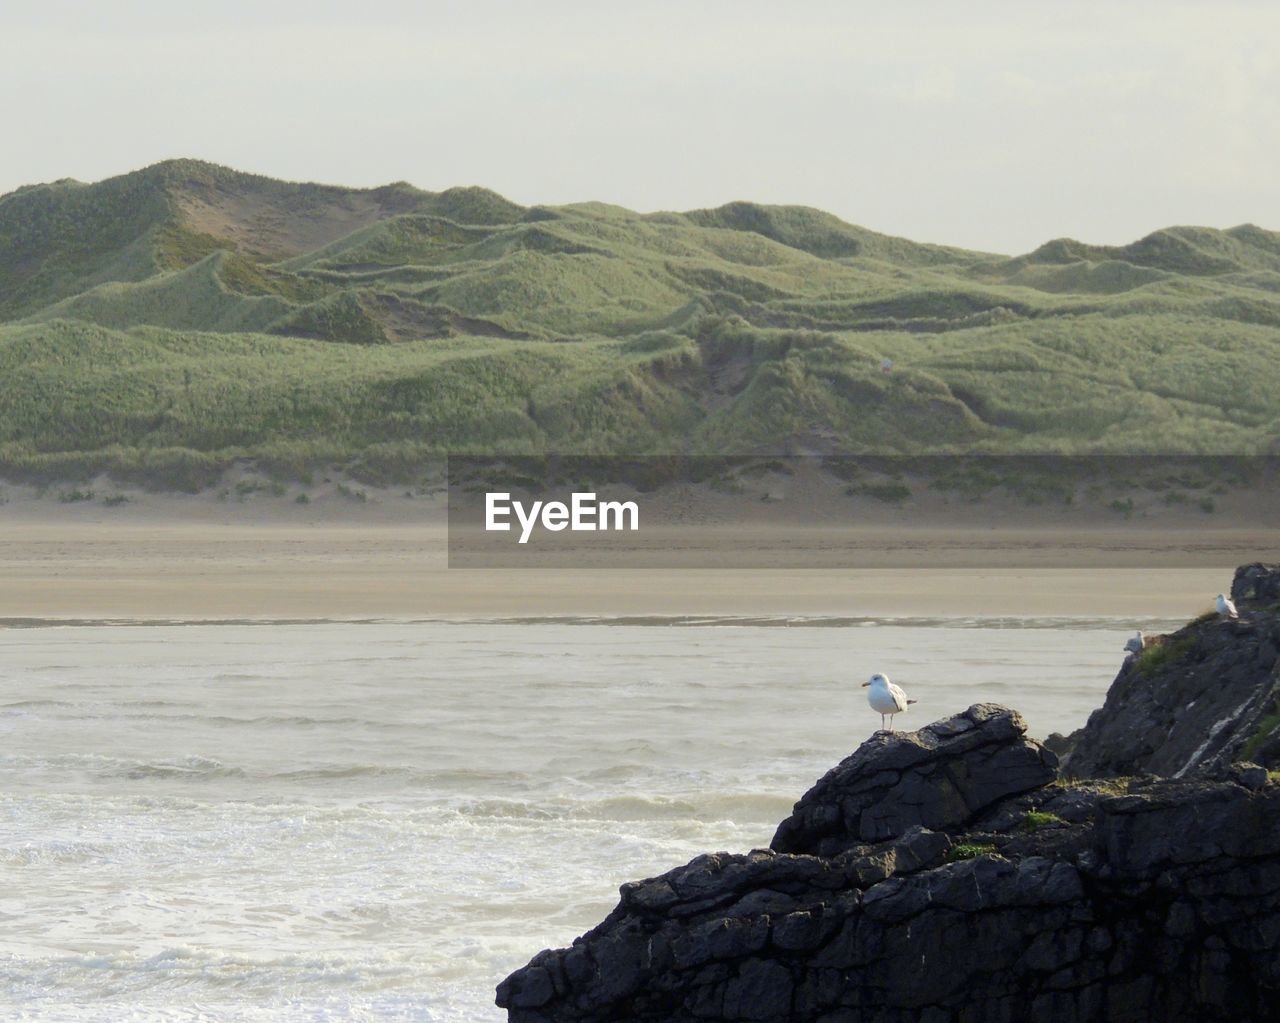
[861,681,870,688]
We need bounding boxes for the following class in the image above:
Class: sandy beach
[1,480,1274,620]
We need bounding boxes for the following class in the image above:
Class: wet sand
[0,499,1269,621]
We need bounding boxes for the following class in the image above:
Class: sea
[0,617,1166,1022]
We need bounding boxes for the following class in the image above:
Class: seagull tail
[907,699,918,705]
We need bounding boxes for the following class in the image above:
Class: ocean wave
[459,613,1183,631]
[121,755,247,781]
[0,707,402,730]
[0,947,421,1003]
[0,613,1185,635]
[0,838,112,866]
[0,753,542,793]
[451,791,792,824]
[125,713,380,729]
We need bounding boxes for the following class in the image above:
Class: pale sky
[3,0,1277,254]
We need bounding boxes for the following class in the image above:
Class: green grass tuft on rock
[1242,711,1280,762]
[1134,637,1196,676]
[945,842,999,862]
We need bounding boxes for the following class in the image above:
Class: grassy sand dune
[2,160,1279,488]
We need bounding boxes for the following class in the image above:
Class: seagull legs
[880,713,885,731]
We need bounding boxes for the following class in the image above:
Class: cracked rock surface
[1063,563,1280,778]
[497,701,1280,1022]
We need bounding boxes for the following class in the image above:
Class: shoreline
[0,516,1261,622]
[0,612,1191,629]
[2,482,1273,621]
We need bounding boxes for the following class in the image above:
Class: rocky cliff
[1063,562,1280,778]
[499,715,1280,1022]
[497,569,1280,1023]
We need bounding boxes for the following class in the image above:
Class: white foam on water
[0,620,1128,1020]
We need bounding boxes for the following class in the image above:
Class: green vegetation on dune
[0,320,711,486]
[24,253,296,334]
[682,201,987,265]
[1,159,1279,487]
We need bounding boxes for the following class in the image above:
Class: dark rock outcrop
[1064,563,1280,778]
[499,574,1280,1023]
[771,704,1057,855]
[1234,562,1280,604]
[498,703,1280,1022]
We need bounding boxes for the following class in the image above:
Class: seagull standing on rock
[1216,594,1239,620]
[1124,631,1146,657]
[862,673,916,732]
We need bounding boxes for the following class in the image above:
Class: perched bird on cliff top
[1216,594,1238,620]
[862,673,916,732]
[1124,630,1145,657]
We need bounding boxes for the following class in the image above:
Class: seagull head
[862,673,889,689]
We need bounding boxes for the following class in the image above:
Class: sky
[3,0,1277,254]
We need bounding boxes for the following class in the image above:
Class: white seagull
[862,672,916,732]
[1124,630,1145,656]
[1216,594,1238,620]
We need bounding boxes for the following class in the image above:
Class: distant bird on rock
[1216,593,1239,620]
[1124,630,1146,657]
[862,672,915,732]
